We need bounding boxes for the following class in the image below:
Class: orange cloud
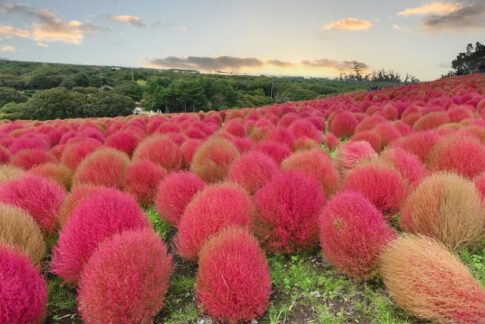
[0,44,15,52]
[0,25,30,38]
[322,18,373,31]
[108,15,144,27]
[398,2,463,16]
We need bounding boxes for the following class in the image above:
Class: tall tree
[452,42,485,75]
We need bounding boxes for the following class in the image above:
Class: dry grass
[0,165,24,185]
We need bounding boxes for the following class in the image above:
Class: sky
[0,0,484,81]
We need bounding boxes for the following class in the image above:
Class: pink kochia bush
[175,183,253,261]
[133,135,182,171]
[60,139,102,170]
[227,151,279,195]
[335,141,378,174]
[195,228,270,323]
[380,147,428,187]
[254,170,326,253]
[73,148,130,189]
[123,160,167,207]
[155,171,206,226]
[319,191,396,281]
[51,189,150,283]
[11,149,57,170]
[342,163,406,215]
[281,149,339,197]
[190,136,240,183]
[0,246,47,324]
[78,229,173,324]
[0,174,66,233]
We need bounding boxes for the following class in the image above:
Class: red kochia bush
[391,131,440,162]
[105,131,141,156]
[281,149,339,197]
[0,175,65,233]
[342,163,406,215]
[11,149,57,170]
[190,136,240,183]
[0,145,10,164]
[133,135,182,171]
[227,152,279,195]
[380,147,428,187]
[175,183,253,261]
[428,136,485,178]
[58,185,106,227]
[335,141,378,174]
[196,228,270,323]
[73,147,130,188]
[319,191,396,280]
[254,170,325,253]
[330,111,359,138]
[0,246,47,324]
[379,234,485,323]
[61,139,102,170]
[123,160,167,207]
[51,189,150,283]
[155,171,206,226]
[78,229,173,324]
[253,140,291,165]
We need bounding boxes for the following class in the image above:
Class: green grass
[459,247,485,286]
[145,206,174,241]
[47,277,78,323]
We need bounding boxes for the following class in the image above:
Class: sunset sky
[0,0,484,80]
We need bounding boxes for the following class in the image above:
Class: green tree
[452,42,485,75]
[23,88,86,120]
[85,92,135,117]
[113,81,143,101]
[0,87,28,107]
[0,102,26,120]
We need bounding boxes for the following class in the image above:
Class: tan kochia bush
[400,172,485,250]
[0,165,24,185]
[379,234,485,323]
[0,204,46,264]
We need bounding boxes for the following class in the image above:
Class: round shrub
[175,183,253,261]
[391,131,440,162]
[0,175,65,233]
[60,139,102,170]
[254,170,325,253]
[180,139,203,166]
[78,229,172,324]
[379,234,485,323]
[0,145,11,164]
[427,136,485,178]
[51,189,150,283]
[0,165,23,185]
[330,111,359,138]
[123,160,167,207]
[11,149,57,170]
[155,171,206,226]
[196,227,270,323]
[413,112,450,131]
[0,246,47,324]
[319,192,396,280]
[190,136,239,183]
[9,135,49,154]
[282,149,339,197]
[288,119,322,142]
[335,141,378,174]
[342,163,406,215]
[227,151,279,195]
[73,148,130,189]
[105,131,140,156]
[58,184,106,227]
[30,163,72,189]
[380,147,428,187]
[133,135,182,171]
[253,140,291,165]
[400,173,485,250]
[0,204,46,264]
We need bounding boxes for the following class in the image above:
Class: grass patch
[459,247,485,286]
[145,207,174,242]
[47,277,78,323]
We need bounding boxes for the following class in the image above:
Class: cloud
[398,2,463,16]
[0,2,100,44]
[322,18,373,31]
[146,56,264,72]
[267,59,294,67]
[302,58,369,72]
[108,15,144,27]
[392,24,412,31]
[151,22,189,32]
[0,44,15,52]
[422,0,485,31]
[0,25,30,38]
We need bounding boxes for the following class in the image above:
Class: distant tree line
[0,59,415,120]
[443,42,485,77]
